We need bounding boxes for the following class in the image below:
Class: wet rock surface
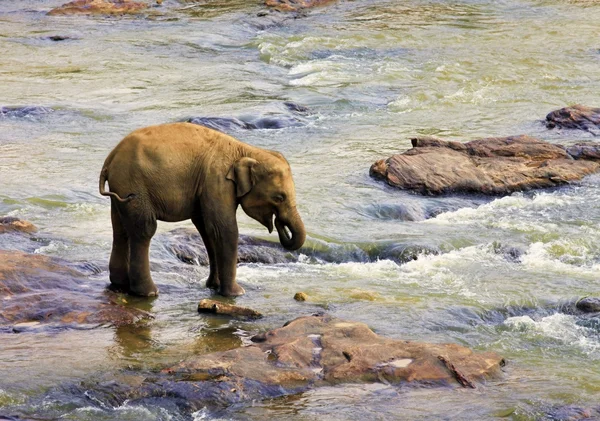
[47,0,149,16]
[165,228,436,266]
[164,314,503,392]
[0,217,37,235]
[265,0,338,12]
[0,250,152,329]
[370,135,600,196]
[546,105,600,135]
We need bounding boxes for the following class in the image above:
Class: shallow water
[2,0,600,419]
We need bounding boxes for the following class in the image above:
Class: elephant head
[226,152,306,251]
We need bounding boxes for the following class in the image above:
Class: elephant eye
[273,194,286,203]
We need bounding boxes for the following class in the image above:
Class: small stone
[576,297,600,313]
[294,292,308,301]
[197,299,262,319]
[12,321,41,333]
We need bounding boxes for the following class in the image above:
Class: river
[1,0,600,419]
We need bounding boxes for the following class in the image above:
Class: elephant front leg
[192,217,219,290]
[202,213,245,297]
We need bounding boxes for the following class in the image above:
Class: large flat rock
[370,135,600,195]
[0,250,152,329]
[163,314,504,391]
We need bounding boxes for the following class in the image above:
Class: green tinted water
[1,0,600,419]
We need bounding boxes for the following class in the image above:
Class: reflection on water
[2,0,600,419]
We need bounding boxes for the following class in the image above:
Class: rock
[46,35,74,41]
[197,299,262,320]
[164,314,504,395]
[545,405,600,421]
[0,250,152,328]
[3,315,504,414]
[284,101,309,114]
[265,0,337,12]
[47,0,148,16]
[293,292,308,301]
[165,228,295,266]
[166,228,436,267]
[546,105,600,134]
[370,135,600,196]
[566,143,600,161]
[0,217,37,234]
[186,114,303,133]
[576,297,600,313]
[374,243,439,264]
[187,117,256,132]
[0,106,53,118]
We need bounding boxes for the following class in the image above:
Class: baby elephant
[99,123,306,297]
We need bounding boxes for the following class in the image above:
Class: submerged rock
[0,250,152,329]
[165,228,295,266]
[163,314,504,396]
[0,106,53,118]
[187,114,303,133]
[165,228,435,267]
[197,299,262,320]
[0,217,37,234]
[48,0,148,16]
[576,297,600,313]
[45,35,76,41]
[546,105,600,134]
[370,135,600,196]
[265,0,337,12]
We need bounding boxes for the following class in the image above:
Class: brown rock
[197,299,262,320]
[48,0,148,16]
[0,217,37,234]
[0,250,152,328]
[164,314,504,390]
[370,135,600,195]
[294,291,308,301]
[546,104,600,134]
[265,0,337,12]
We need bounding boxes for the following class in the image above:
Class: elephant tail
[99,167,135,203]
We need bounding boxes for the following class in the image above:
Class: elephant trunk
[275,208,306,251]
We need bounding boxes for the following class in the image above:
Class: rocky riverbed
[3,0,600,419]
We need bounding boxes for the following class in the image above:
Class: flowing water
[2,0,600,419]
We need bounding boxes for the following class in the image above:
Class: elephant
[99,122,306,297]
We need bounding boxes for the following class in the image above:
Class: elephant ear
[226,157,258,198]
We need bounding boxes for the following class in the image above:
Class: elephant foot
[219,282,245,297]
[206,276,221,291]
[129,282,159,297]
[107,282,130,294]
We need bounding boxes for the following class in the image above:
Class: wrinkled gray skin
[99,123,306,297]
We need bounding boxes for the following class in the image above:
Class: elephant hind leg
[119,200,159,297]
[108,201,130,293]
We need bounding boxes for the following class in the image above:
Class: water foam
[503,314,600,355]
